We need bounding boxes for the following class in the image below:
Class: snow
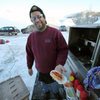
[94,17,100,24]
[0,33,37,100]
[0,31,69,100]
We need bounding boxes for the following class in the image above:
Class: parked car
[21,25,34,34]
[14,27,20,33]
[0,26,20,36]
[59,25,67,31]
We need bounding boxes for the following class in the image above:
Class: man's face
[31,11,46,32]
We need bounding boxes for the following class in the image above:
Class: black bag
[38,72,55,84]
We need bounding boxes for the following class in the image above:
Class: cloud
[0,6,30,22]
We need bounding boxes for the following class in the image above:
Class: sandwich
[50,70,65,84]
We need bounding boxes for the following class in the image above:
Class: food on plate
[50,70,67,84]
[64,82,71,87]
[52,71,63,80]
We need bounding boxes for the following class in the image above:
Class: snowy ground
[0,31,69,100]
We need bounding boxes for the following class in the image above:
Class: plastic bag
[84,66,100,89]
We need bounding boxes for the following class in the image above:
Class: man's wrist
[56,64,63,67]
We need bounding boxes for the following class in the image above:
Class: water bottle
[64,82,78,100]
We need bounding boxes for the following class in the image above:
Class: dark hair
[29,5,45,18]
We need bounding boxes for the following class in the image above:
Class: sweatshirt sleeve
[56,31,68,66]
[26,35,34,69]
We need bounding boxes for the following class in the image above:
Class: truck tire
[8,33,13,36]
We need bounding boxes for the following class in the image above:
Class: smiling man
[26,5,68,100]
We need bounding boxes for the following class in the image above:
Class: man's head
[29,5,45,19]
[29,5,47,32]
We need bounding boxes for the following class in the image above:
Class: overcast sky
[0,0,100,28]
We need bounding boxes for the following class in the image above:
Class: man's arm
[26,36,34,75]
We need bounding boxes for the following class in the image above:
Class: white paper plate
[50,70,67,84]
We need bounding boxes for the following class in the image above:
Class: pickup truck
[66,24,100,99]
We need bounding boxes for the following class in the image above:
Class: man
[26,5,68,100]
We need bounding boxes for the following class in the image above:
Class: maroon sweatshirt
[26,26,68,73]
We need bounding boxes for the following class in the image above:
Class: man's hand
[55,64,67,73]
[28,69,33,76]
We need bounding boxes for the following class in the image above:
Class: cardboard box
[0,75,30,100]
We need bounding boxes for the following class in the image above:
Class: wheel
[15,32,18,35]
[8,33,13,36]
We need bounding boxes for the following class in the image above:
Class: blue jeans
[41,81,59,94]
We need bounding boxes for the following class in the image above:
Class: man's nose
[35,17,40,22]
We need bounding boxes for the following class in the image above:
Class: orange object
[64,82,71,87]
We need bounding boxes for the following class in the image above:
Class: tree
[66,11,100,25]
